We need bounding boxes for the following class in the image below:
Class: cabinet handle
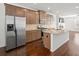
[46,35,48,38]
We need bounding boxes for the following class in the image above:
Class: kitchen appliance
[6,15,26,51]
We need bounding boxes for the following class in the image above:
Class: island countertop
[42,28,69,52]
[42,29,65,34]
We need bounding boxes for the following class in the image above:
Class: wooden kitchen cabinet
[5,4,25,17]
[36,30,41,39]
[26,10,39,24]
[5,4,39,24]
[5,4,16,16]
[29,11,36,24]
[26,30,41,43]
[26,31,32,43]
[26,30,40,43]
[15,7,25,17]
[40,11,46,20]
[39,11,53,24]
[35,12,39,24]
[42,32,51,49]
[39,11,48,24]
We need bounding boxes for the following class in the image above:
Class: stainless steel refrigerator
[6,15,26,51]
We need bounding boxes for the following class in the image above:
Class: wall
[64,16,79,31]
[52,14,57,29]
[55,15,60,29]
[0,4,6,47]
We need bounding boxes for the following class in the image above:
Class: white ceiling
[10,3,79,16]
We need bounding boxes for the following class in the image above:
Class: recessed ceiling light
[48,7,50,10]
[76,6,79,8]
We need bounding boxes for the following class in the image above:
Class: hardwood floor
[0,39,51,56]
[53,31,79,56]
[26,39,51,56]
[51,41,69,56]
[1,31,79,56]
[65,31,79,56]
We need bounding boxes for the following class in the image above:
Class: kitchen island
[42,29,69,52]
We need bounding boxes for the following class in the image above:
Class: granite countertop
[26,26,41,31]
[42,29,64,34]
[26,29,41,31]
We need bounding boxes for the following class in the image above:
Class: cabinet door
[29,12,34,24]
[45,14,52,24]
[5,4,16,16]
[31,30,36,41]
[26,31,32,42]
[36,30,41,39]
[15,7,25,17]
[29,11,36,24]
[26,30,41,43]
[5,4,26,17]
[40,11,45,20]
[43,33,50,49]
[26,10,39,24]
[40,11,53,25]
[25,9,29,24]
[36,12,40,24]
[26,31,35,42]
[26,10,33,24]
[40,11,46,24]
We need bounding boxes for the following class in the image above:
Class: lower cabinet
[26,30,41,43]
[42,32,51,49]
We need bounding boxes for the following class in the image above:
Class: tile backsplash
[26,24,39,31]
[26,24,56,31]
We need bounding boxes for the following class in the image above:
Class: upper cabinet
[26,10,39,24]
[5,4,40,24]
[5,4,53,24]
[5,4,16,16]
[5,4,25,17]
[39,11,46,24]
[40,11,46,20]
[40,11,53,25]
[15,7,25,17]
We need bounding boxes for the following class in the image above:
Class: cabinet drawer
[26,31,32,42]
[43,33,50,49]
[26,30,41,43]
